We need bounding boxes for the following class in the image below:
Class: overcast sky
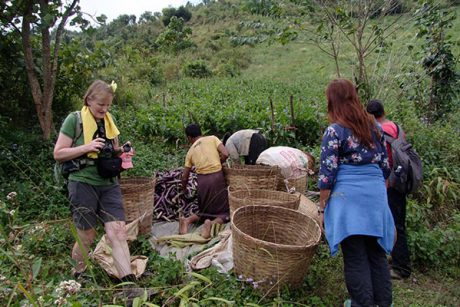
[78,0,202,23]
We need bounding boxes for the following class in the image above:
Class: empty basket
[228,188,300,217]
[120,177,155,236]
[223,164,280,190]
[277,173,308,194]
[232,205,321,295]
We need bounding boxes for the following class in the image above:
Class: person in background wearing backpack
[53,80,137,284]
[367,99,412,280]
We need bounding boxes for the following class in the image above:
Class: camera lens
[102,145,112,154]
[123,144,131,152]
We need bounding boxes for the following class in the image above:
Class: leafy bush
[214,62,240,77]
[242,0,282,17]
[0,32,33,130]
[101,46,164,87]
[412,0,459,122]
[162,6,192,26]
[0,132,69,222]
[155,16,196,54]
[183,60,213,78]
[407,200,460,274]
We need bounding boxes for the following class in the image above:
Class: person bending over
[223,129,267,165]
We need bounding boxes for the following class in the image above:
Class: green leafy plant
[183,60,213,78]
[155,17,195,54]
[413,0,459,122]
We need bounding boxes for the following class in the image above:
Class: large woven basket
[232,205,321,295]
[120,177,155,236]
[228,188,300,217]
[277,173,308,194]
[223,164,280,190]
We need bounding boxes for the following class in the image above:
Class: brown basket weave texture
[120,177,155,236]
[232,205,321,295]
[228,188,300,217]
[223,164,280,190]
[277,174,308,194]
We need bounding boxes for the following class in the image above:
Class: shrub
[183,60,213,78]
[242,0,282,17]
[162,6,192,26]
[407,200,460,274]
[155,16,195,54]
[0,132,70,222]
[214,63,240,77]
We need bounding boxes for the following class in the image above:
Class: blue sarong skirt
[324,164,395,256]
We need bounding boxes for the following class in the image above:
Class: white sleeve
[225,140,239,160]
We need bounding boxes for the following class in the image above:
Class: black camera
[102,143,113,154]
[98,140,115,158]
[93,123,115,157]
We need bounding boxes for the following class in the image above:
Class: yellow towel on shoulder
[81,106,120,159]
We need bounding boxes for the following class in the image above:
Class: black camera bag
[97,157,122,178]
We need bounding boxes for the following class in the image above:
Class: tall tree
[310,0,406,99]
[0,0,85,139]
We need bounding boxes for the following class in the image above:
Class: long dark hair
[326,79,378,148]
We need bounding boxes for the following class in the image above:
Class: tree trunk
[20,0,78,139]
[21,2,50,139]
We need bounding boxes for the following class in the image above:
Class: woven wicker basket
[277,173,308,194]
[228,188,300,217]
[120,177,155,236]
[232,205,321,295]
[223,164,280,190]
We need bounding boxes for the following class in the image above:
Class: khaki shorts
[68,181,125,230]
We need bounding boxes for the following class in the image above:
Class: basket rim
[231,205,321,250]
[120,176,155,182]
[223,164,281,174]
[228,187,301,199]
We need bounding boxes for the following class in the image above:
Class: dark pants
[388,187,411,277]
[341,235,392,307]
[244,132,267,165]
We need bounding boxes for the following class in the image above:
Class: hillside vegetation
[0,0,459,305]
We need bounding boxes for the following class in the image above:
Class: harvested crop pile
[154,167,198,221]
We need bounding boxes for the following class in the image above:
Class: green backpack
[53,111,83,187]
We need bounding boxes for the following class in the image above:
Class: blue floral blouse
[318,123,390,190]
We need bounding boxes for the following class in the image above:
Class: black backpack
[384,124,423,195]
[53,111,83,186]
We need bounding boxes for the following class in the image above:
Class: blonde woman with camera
[53,80,135,283]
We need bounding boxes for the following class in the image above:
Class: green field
[0,1,459,306]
